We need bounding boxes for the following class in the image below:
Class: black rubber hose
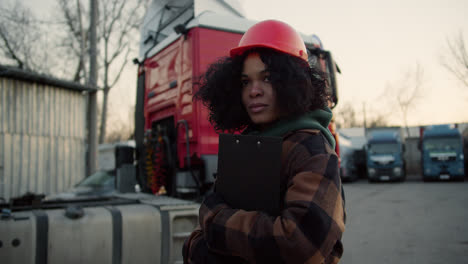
[176,120,201,191]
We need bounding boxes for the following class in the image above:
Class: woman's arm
[199,132,345,263]
[183,226,248,264]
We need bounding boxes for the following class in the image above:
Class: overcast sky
[240,0,468,127]
[22,0,468,127]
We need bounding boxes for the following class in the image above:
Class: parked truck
[0,0,341,263]
[420,124,465,181]
[366,127,406,182]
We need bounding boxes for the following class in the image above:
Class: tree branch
[441,31,468,88]
[109,47,131,88]
[0,28,25,68]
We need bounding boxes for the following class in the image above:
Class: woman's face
[241,53,280,128]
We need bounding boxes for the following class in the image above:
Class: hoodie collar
[243,107,336,149]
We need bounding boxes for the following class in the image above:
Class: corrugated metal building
[0,65,97,201]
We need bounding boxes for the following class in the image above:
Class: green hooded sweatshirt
[243,107,336,149]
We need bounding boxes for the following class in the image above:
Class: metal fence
[0,66,95,201]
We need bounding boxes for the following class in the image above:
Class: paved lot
[340,177,468,264]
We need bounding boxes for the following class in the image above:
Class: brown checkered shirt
[184,129,346,264]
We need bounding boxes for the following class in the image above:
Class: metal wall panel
[404,138,422,176]
[0,77,87,201]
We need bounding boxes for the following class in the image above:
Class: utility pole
[363,102,367,137]
[87,0,98,176]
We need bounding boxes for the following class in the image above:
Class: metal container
[0,193,199,264]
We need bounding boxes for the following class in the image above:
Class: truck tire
[399,172,406,182]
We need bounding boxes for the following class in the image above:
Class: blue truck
[366,128,406,182]
[420,124,465,181]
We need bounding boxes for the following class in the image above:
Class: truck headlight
[368,168,376,176]
[393,167,401,176]
[461,154,464,160]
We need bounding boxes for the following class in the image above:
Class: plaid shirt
[183,129,346,264]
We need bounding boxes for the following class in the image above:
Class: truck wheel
[400,173,406,182]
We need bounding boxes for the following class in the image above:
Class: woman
[183,19,345,264]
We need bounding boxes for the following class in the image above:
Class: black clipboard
[215,134,282,216]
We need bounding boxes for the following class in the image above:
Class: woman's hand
[199,192,229,230]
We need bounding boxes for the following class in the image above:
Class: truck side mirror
[307,48,339,109]
[324,51,339,108]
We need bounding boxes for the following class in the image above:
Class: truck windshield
[423,137,460,151]
[368,143,399,154]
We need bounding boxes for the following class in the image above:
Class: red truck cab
[135,8,340,198]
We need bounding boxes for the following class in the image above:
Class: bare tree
[335,101,389,129]
[334,102,360,128]
[363,101,391,129]
[0,0,146,143]
[55,0,90,82]
[105,106,135,143]
[0,2,54,73]
[55,0,148,143]
[98,0,148,143]
[440,31,468,88]
[384,63,425,136]
[367,114,389,128]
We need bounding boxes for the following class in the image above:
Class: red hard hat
[230,20,308,62]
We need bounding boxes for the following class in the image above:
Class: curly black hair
[194,48,329,132]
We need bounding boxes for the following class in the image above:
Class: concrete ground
[340,177,468,264]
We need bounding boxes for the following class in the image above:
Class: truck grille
[375,160,394,165]
[431,156,456,162]
[376,168,393,176]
